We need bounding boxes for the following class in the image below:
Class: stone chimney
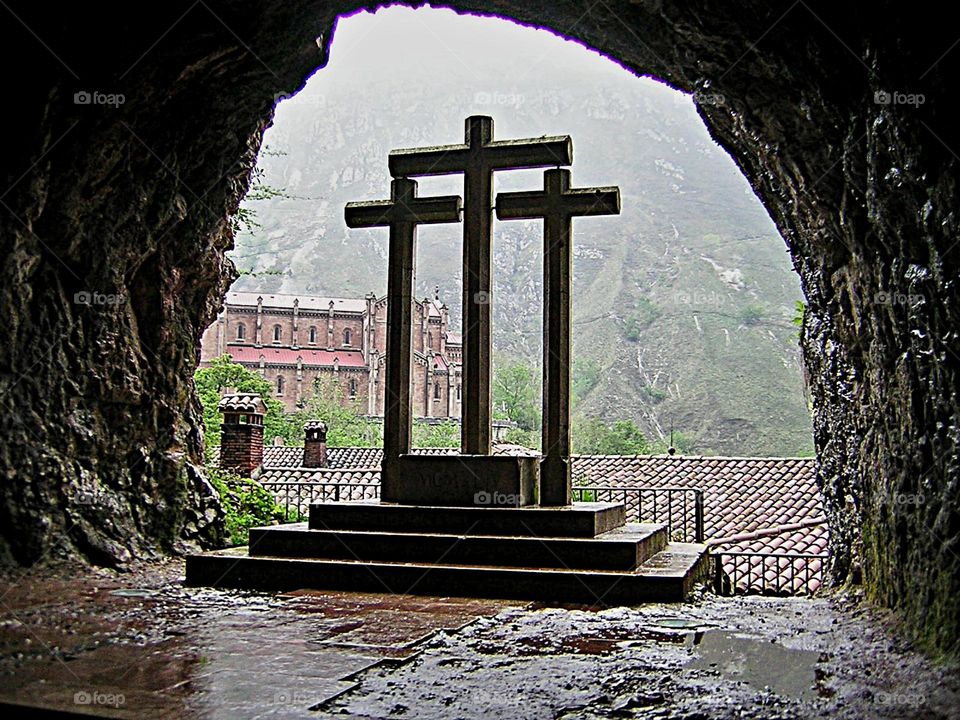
[303,420,329,468]
[218,392,266,476]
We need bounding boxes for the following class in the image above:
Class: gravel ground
[0,561,957,719]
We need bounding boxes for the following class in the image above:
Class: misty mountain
[228,7,813,456]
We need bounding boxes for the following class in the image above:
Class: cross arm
[388,136,573,178]
[345,199,393,228]
[345,195,462,227]
[486,136,572,171]
[388,145,471,178]
[495,186,621,220]
[558,186,621,217]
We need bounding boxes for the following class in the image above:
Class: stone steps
[185,542,708,604]
[185,501,709,603]
[248,522,667,570]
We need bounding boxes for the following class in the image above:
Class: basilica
[200,290,463,417]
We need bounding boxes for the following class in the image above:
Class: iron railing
[712,551,828,596]
[260,481,380,519]
[571,485,704,543]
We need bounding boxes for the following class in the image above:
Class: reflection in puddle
[685,630,826,702]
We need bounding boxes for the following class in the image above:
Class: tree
[493,360,540,431]
[650,431,695,455]
[298,375,381,447]
[572,357,601,408]
[194,355,300,453]
[413,421,460,448]
[572,417,650,455]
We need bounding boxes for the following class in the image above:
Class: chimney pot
[303,420,329,468]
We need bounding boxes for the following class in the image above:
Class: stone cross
[389,116,572,455]
[496,168,621,505]
[345,178,462,499]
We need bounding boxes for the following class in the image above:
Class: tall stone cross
[345,178,462,498]
[497,168,621,505]
[389,116,573,455]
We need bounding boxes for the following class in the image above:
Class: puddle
[649,617,702,630]
[685,630,826,702]
[108,589,158,598]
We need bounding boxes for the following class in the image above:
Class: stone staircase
[186,501,709,603]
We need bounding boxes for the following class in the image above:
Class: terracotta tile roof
[262,446,303,466]
[570,455,822,539]
[227,291,367,313]
[570,454,826,594]
[226,346,366,368]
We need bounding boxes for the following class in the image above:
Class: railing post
[694,490,705,543]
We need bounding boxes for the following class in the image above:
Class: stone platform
[186,501,709,604]
[383,454,541,506]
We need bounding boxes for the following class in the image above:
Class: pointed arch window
[236,323,246,340]
[273,325,282,342]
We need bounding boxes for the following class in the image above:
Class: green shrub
[207,467,300,546]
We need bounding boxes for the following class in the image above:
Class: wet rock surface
[0,561,956,719]
[1,0,958,653]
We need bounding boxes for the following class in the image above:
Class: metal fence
[571,485,704,543]
[712,551,828,596]
[260,481,379,519]
[260,481,703,543]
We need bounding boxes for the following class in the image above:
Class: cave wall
[0,1,956,653]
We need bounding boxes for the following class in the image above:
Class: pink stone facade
[200,291,462,417]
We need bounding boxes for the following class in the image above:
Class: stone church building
[200,291,463,417]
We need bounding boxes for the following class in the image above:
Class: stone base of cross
[346,117,619,508]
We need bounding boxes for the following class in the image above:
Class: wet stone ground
[0,560,957,719]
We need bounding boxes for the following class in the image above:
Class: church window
[236,323,245,340]
[273,325,282,342]
[344,328,352,346]
[309,326,317,344]
[276,376,285,395]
